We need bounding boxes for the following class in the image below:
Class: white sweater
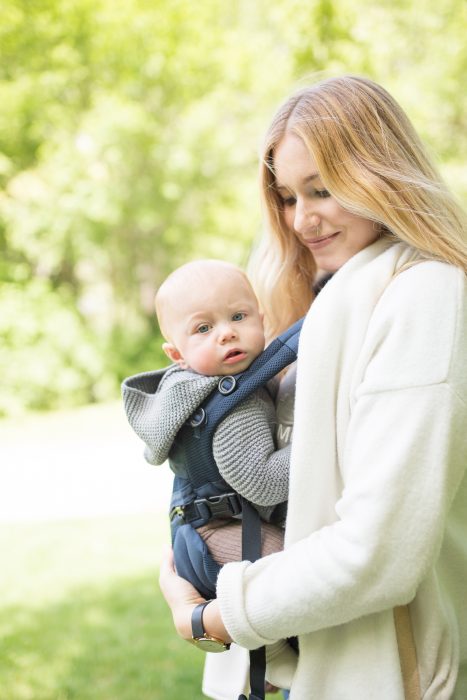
[217,239,467,699]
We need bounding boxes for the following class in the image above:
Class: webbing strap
[241,498,262,561]
[186,316,304,490]
[238,499,266,700]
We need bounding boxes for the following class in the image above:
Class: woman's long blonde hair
[249,75,467,338]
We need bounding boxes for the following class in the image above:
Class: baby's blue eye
[232,312,246,322]
[197,324,210,334]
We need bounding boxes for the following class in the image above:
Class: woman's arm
[160,381,466,651]
[216,382,467,649]
[214,264,467,649]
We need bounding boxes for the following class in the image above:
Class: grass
[0,398,281,700]
[0,514,206,700]
[0,514,281,700]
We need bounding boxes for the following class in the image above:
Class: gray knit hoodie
[122,364,290,507]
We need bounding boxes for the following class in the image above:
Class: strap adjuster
[218,375,236,395]
[170,492,242,523]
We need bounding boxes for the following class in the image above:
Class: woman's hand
[159,545,205,640]
[159,546,232,645]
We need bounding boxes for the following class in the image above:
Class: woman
[159,75,467,699]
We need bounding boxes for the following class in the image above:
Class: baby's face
[165,272,265,376]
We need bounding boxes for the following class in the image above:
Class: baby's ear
[162,343,187,368]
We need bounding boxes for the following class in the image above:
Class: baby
[156,259,266,378]
[122,259,296,687]
[154,259,290,567]
[123,258,291,570]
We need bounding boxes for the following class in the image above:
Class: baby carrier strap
[173,317,303,700]
[169,316,303,531]
[183,315,303,490]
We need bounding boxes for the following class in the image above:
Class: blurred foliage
[0,0,465,416]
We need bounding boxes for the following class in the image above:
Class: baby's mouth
[224,349,246,362]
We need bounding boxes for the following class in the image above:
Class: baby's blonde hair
[250,75,467,337]
[155,259,256,341]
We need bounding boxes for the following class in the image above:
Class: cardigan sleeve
[216,264,467,648]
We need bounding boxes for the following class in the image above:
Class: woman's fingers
[158,544,175,578]
[159,545,200,604]
[158,545,205,639]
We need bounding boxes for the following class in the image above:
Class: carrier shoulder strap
[181,317,303,700]
[183,316,304,489]
[206,314,303,430]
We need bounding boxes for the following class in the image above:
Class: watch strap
[192,600,211,639]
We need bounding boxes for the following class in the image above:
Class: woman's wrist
[173,601,203,640]
[172,598,233,645]
[202,599,232,644]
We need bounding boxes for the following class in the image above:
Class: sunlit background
[1,0,466,697]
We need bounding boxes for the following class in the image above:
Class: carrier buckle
[194,492,242,520]
[169,493,242,523]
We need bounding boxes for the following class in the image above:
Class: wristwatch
[191,600,231,652]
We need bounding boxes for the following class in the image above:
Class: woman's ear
[162,342,187,368]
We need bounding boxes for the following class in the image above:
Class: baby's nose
[218,323,237,343]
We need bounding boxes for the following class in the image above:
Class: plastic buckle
[226,493,242,516]
[194,493,242,520]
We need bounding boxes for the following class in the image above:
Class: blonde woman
[160,76,467,699]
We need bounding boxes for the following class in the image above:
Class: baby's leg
[196,519,284,564]
[196,522,295,693]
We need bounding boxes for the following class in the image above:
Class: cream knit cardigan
[217,239,467,699]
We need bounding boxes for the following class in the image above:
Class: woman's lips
[304,231,340,249]
[223,349,247,364]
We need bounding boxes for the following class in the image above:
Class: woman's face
[273,133,380,272]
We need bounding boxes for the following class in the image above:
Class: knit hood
[122,365,220,464]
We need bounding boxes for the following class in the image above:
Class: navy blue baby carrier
[169,316,303,700]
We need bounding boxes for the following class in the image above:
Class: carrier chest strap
[239,498,266,700]
[169,492,242,523]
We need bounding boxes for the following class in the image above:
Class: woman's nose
[294,199,320,236]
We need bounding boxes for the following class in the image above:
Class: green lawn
[0,514,206,700]
[0,404,281,699]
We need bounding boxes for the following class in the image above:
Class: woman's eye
[279,194,296,207]
[232,312,246,322]
[316,189,331,198]
[197,324,210,334]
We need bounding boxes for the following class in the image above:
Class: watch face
[192,637,229,653]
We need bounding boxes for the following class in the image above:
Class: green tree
[0,0,465,416]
